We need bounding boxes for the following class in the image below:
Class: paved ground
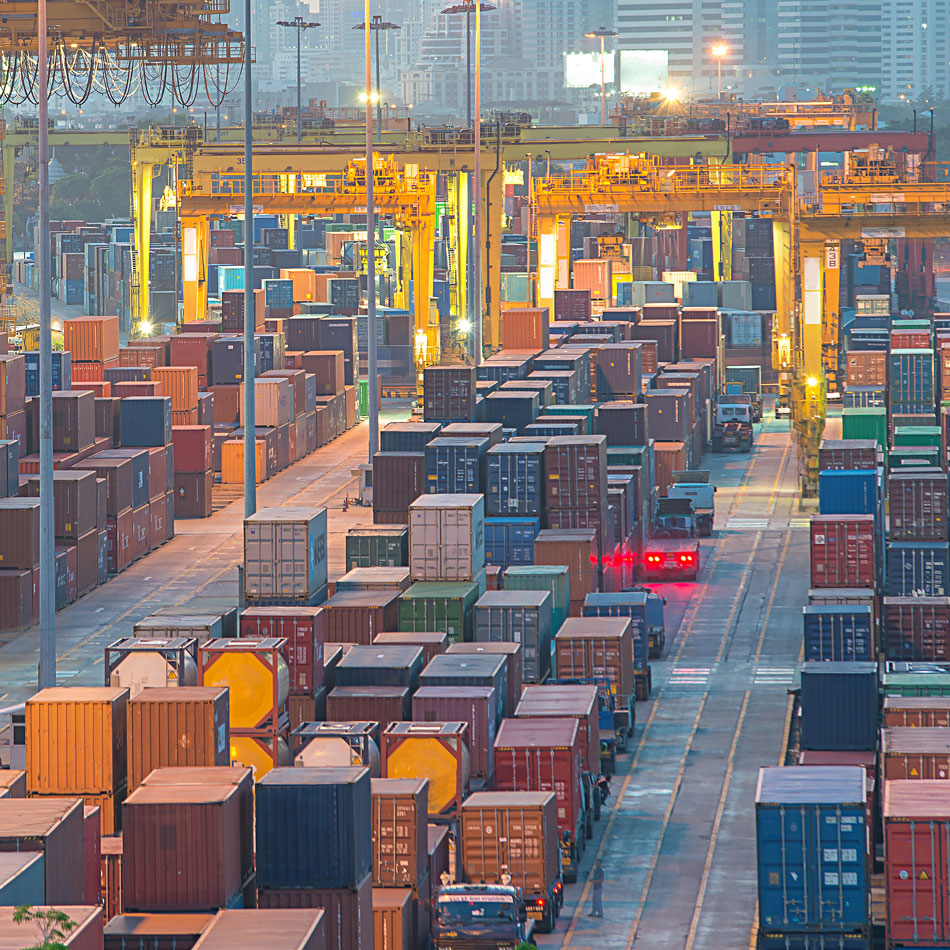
[536,410,812,950]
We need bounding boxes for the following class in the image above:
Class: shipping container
[515,684,600,773]
[424,366,477,422]
[485,443,546,516]
[887,542,949,597]
[809,516,877,589]
[503,565,570,634]
[244,508,328,605]
[755,767,869,932]
[346,525,409,570]
[335,568,411,594]
[102,912,216,950]
[819,440,879,473]
[409,495,485,583]
[888,470,949,540]
[334,644,424,691]
[398,581,480,644]
[321,590,401,645]
[554,617,633,706]
[473,591,552,683]
[0,905,102,950]
[799,662,878,752]
[445,642,524,718]
[883,726,950,780]
[883,596,950,662]
[190,909,328,950]
[370,777,429,886]
[419,653,507,725]
[372,888,413,950]
[413,686,497,780]
[802,605,874,662]
[884,696,950,727]
[238,607,325,696]
[256,766,371,889]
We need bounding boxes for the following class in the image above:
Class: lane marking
[684,690,751,950]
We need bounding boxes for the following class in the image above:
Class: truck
[653,497,698,538]
[668,471,715,537]
[642,538,701,581]
[626,586,667,659]
[712,395,754,452]
[724,365,763,422]
[433,882,536,950]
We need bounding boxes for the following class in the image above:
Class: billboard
[565,51,616,88]
[619,50,668,95]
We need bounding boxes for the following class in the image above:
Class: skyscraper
[880,0,950,100]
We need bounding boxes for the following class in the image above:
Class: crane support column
[132,159,154,331]
[537,212,571,316]
[181,215,210,323]
[484,164,503,349]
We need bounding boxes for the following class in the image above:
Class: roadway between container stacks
[0,408,411,703]
[536,413,811,950]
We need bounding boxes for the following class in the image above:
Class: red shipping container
[515,683,600,773]
[493,718,583,842]
[169,333,218,380]
[883,727,950,780]
[131,504,149,560]
[819,439,879,471]
[501,308,550,351]
[322,590,400,643]
[412,685,497,780]
[122,782,244,912]
[885,780,950,946]
[883,597,950,662]
[173,425,213,474]
[891,330,931,350]
[106,508,133,574]
[149,494,166,550]
[72,359,119,383]
[114,381,163,399]
[257,872,373,950]
[679,318,719,359]
[0,568,33,631]
[885,697,950,728]
[174,471,213,519]
[809,514,877,589]
[83,804,102,906]
[327,686,410,733]
[239,606,325,695]
[53,390,95,452]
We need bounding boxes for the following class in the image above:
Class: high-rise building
[880,0,950,101]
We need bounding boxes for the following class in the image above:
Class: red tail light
[646,553,661,564]
[679,553,694,564]
[537,898,546,908]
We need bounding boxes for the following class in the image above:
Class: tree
[12,906,76,950]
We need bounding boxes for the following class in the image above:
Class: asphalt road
[536,411,811,950]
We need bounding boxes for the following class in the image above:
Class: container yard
[7,5,950,943]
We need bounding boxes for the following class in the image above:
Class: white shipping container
[244,506,328,601]
[717,280,753,311]
[241,377,291,428]
[409,494,485,582]
[661,270,697,300]
[630,281,675,307]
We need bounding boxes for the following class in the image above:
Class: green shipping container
[841,407,887,450]
[887,447,941,470]
[546,403,597,432]
[882,672,950,697]
[892,425,942,448]
[398,580,480,643]
[345,525,409,570]
[358,379,369,418]
[606,446,650,468]
[503,565,570,634]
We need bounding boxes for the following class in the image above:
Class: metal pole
[216,103,221,142]
[375,24,383,138]
[600,36,606,124]
[366,0,379,459]
[472,0,482,363]
[466,9,472,128]
[717,59,721,99]
[38,0,55,690]
[243,0,256,517]
[296,20,302,143]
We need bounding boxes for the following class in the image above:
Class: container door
[886,818,944,945]
[814,803,867,929]
[757,804,813,929]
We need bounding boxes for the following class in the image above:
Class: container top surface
[0,851,43,881]
[141,766,252,786]
[337,645,423,668]
[245,506,325,523]
[29,686,126,704]
[884,696,950,709]
[495,717,579,749]
[348,524,409,537]
[191,910,326,950]
[131,687,227,704]
[798,750,876,769]
[0,798,81,834]
[801,661,878,675]
[423,654,506,676]
[517,685,598,712]
[488,442,546,455]
[126,784,237,806]
[476,591,551,608]
[884,726,950,753]
[258,766,369,787]
[330,685,409,698]
[463,790,555,810]
[585,592,648,606]
[294,721,376,738]
[410,494,482,509]
[556,617,631,639]
[370,777,429,795]
[504,565,569,576]
[384,721,467,738]
[755,766,867,805]
[414,685,495,700]
[802,604,873,617]
[885,779,950,818]
[809,513,875,524]
[535,529,597,543]
[404,582,478,598]
[325,590,402,607]
[447,642,523,657]
[371,889,412,910]
[104,915,215,938]
[375,631,446,644]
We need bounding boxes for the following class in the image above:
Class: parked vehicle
[642,539,701,581]
[712,395,754,452]
[668,471,715,537]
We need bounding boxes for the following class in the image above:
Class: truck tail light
[646,553,661,564]
[679,553,694,564]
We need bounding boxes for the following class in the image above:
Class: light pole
[353,16,400,137]
[363,0,379,460]
[712,43,728,99]
[441,0,495,128]
[585,28,617,126]
[277,17,321,142]
[243,0,256,518]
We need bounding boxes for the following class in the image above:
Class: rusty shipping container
[884,696,950,728]
[122,782,244,912]
[126,688,230,792]
[370,777,429,886]
[26,687,128,795]
[413,686,497,780]
[445,642,524,717]
[554,617,633,705]
[191,909,328,950]
[883,726,950,780]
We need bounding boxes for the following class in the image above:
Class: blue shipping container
[802,605,873,662]
[24,350,71,395]
[255,766,371,889]
[799,662,878,751]
[582,592,648,669]
[485,517,540,569]
[886,541,950,596]
[756,933,869,950]
[481,392,539,432]
[425,437,489,494]
[119,397,171,448]
[818,470,880,519]
[486,443,546,516]
[755,766,869,932]
[380,422,442,453]
[888,349,934,414]
[263,278,294,309]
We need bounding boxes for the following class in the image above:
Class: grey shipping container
[473,590,552,683]
[419,652,508,726]
[333,644,425,691]
[799,662,878,751]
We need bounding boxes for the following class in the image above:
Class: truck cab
[642,538,701,581]
[712,396,754,452]
[668,471,715,537]
[433,882,535,950]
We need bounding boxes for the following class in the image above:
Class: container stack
[64,315,120,382]
[172,424,214,518]
[484,442,544,569]
[0,499,39,630]
[25,687,129,835]
[256,767,374,950]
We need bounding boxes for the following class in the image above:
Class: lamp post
[441,0,495,128]
[353,16,400,137]
[585,28,617,126]
[711,43,728,99]
[363,0,379,460]
[277,17,321,142]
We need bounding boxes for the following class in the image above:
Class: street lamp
[585,28,618,126]
[353,16,401,137]
[441,0,495,128]
[711,43,728,99]
[362,0,379,460]
[277,16,321,142]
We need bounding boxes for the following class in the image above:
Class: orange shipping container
[884,696,950,728]
[280,268,317,303]
[100,834,123,920]
[371,777,429,886]
[883,726,950,780]
[372,888,413,950]
[26,687,128,795]
[572,259,612,301]
[501,308,550,352]
[846,350,888,387]
[72,359,119,382]
[81,790,122,836]
[153,366,199,412]
[65,316,120,363]
[940,345,950,401]
[653,440,688,496]
[126,687,231,792]
[221,439,266,484]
